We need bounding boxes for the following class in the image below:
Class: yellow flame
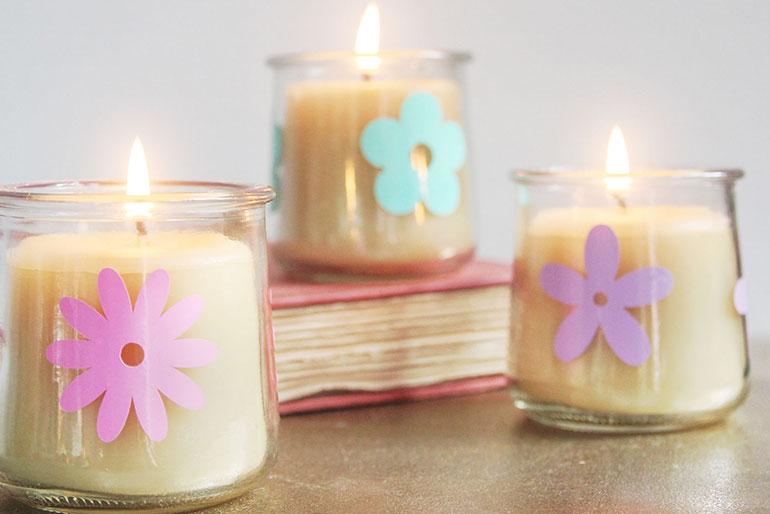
[125,137,152,218]
[604,125,631,190]
[355,2,381,72]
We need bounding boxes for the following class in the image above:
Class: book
[270,261,513,414]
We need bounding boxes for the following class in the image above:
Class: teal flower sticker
[360,92,466,216]
[271,124,283,209]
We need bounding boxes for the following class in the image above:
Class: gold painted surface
[2,343,768,513]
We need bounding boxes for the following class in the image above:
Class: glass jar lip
[511,168,744,184]
[0,180,275,207]
[266,49,472,68]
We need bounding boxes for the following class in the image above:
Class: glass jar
[0,181,278,511]
[268,50,475,277]
[510,169,748,432]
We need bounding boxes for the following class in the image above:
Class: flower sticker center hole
[593,292,608,307]
[120,342,145,367]
[410,144,432,174]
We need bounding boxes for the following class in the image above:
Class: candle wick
[135,221,147,237]
[361,73,372,82]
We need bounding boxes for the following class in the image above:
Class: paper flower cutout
[734,277,748,316]
[360,92,466,216]
[271,124,283,209]
[46,268,217,443]
[539,225,674,366]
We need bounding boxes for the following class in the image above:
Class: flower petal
[374,166,421,215]
[540,264,586,306]
[96,386,132,443]
[60,297,107,341]
[424,173,460,216]
[272,124,283,169]
[584,225,619,284]
[360,118,403,168]
[400,92,443,133]
[430,122,466,174]
[599,308,651,366]
[133,389,168,442]
[59,369,106,412]
[613,267,674,308]
[161,338,217,368]
[553,306,600,362]
[97,268,132,324]
[157,368,205,410]
[46,340,97,369]
[156,295,204,341]
[134,269,170,320]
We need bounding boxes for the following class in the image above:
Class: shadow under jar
[268,50,475,278]
[0,181,278,512]
[510,169,748,432]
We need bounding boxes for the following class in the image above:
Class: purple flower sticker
[539,225,674,366]
[45,268,217,443]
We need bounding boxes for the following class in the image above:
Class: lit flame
[355,2,381,72]
[604,125,631,190]
[125,137,152,218]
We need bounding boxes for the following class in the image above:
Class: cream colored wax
[275,79,474,275]
[0,231,271,495]
[512,206,747,415]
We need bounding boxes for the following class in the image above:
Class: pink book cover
[270,260,513,309]
[270,260,513,415]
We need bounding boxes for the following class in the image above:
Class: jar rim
[0,180,275,207]
[511,168,744,184]
[266,49,472,68]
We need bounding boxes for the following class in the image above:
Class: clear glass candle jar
[510,169,748,432]
[0,181,278,511]
[268,50,475,277]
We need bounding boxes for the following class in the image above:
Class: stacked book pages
[270,261,512,414]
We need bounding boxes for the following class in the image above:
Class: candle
[0,141,277,510]
[510,128,747,431]
[269,3,474,276]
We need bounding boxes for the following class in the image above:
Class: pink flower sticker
[539,225,674,366]
[46,268,217,443]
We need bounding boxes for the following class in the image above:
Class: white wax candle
[275,78,474,274]
[0,231,270,495]
[512,205,746,414]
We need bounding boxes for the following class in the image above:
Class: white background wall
[1,1,768,335]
